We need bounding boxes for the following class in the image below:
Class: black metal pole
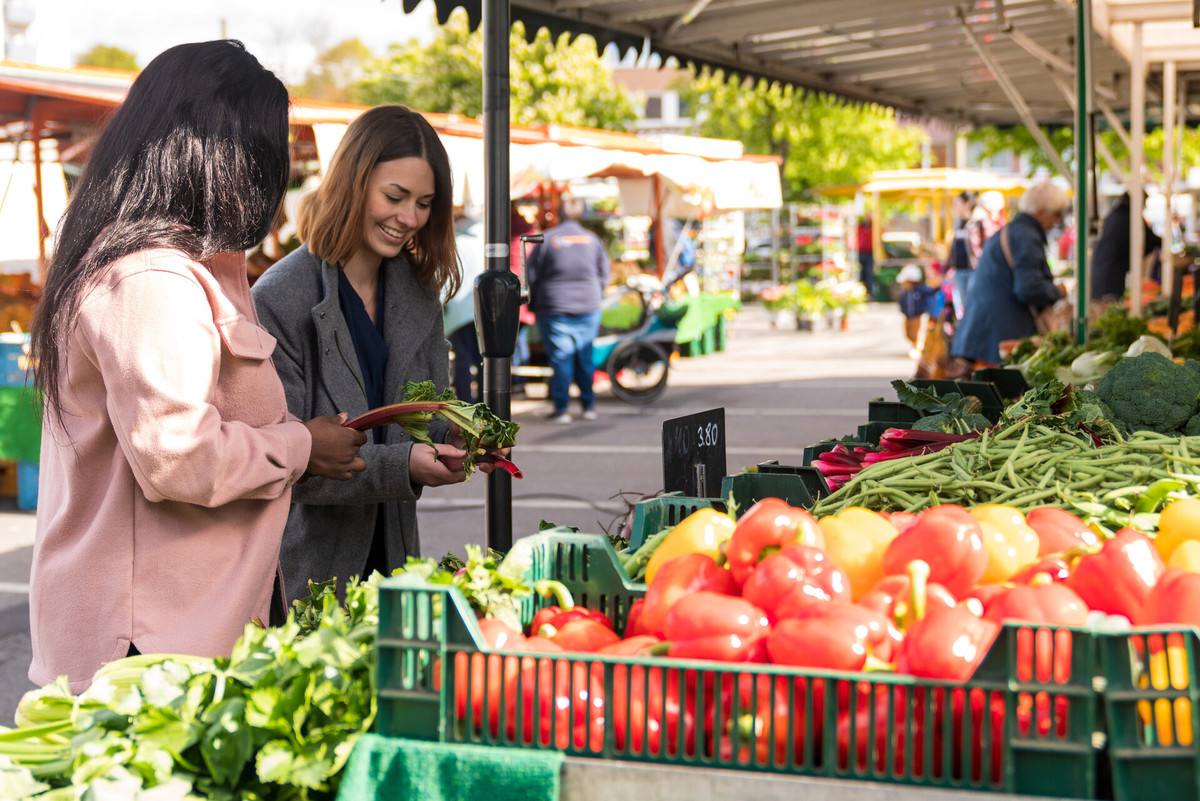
[476,0,517,553]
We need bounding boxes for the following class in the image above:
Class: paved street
[0,300,916,724]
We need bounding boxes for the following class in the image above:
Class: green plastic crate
[626,493,728,550]
[721,470,813,513]
[867,399,924,425]
[375,531,1100,797]
[753,461,831,503]
[972,368,1030,401]
[1099,626,1200,801]
[954,380,1006,424]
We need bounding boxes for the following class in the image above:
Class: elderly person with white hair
[948,178,1071,372]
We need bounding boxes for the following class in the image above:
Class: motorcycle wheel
[606,340,670,404]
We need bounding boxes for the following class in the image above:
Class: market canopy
[818,168,1028,201]
[405,0,1145,128]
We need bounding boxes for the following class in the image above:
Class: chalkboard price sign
[662,408,726,498]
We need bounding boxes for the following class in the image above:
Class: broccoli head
[1187,413,1200,438]
[1094,352,1200,433]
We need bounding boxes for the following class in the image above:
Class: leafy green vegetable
[0,575,382,800]
[892,380,990,435]
[354,380,520,476]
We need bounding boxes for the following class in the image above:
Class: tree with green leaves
[355,11,638,131]
[76,44,137,71]
[677,69,927,202]
[967,124,1200,184]
[292,38,372,103]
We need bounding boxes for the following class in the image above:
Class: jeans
[538,311,601,415]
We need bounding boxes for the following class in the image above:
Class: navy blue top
[337,268,391,576]
[338,268,389,444]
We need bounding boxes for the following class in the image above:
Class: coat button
[319,311,326,318]
[324,348,330,355]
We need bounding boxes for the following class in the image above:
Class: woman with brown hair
[253,104,488,602]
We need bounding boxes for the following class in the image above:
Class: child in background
[897,264,942,359]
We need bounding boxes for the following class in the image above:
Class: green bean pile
[809,420,1200,518]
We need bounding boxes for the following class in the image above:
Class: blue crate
[16,460,35,510]
[0,334,31,388]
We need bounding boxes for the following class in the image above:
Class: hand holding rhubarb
[343,380,521,477]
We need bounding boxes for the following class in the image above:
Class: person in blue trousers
[526,196,611,424]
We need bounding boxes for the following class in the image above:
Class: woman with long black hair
[28,40,366,690]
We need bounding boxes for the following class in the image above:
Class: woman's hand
[443,422,508,475]
[411,442,470,486]
[303,414,367,480]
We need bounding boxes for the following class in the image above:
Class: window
[644,96,662,119]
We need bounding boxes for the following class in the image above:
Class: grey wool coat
[251,244,452,604]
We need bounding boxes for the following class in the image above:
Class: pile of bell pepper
[442,495,1200,780]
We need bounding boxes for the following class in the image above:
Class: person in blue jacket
[949,178,1070,372]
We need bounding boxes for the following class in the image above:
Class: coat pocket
[217,316,278,361]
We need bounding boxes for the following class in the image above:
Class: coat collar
[313,252,441,408]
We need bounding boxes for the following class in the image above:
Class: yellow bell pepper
[1154,498,1200,562]
[817,507,899,600]
[1169,540,1200,573]
[643,508,737,585]
[970,504,1040,583]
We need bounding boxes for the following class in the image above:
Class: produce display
[15,307,1200,800]
[0,546,534,800]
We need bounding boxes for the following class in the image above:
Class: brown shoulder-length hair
[297,104,460,298]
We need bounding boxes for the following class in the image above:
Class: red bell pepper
[623,598,649,638]
[1064,527,1164,619]
[531,652,605,751]
[725,498,825,586]
[1009,553,1072,584]
[857,569,955,630]
[662,591,771,663]
[898,604,1000,681]
[962,583,1010,616]
[741,543,851,623]
[640,552,738,637]
[1025,506,1099,556]
[895,560,1000,681]
[768,601,899,669]
[835,680,911,775]
[530,579,614,635]
[713,673,823,768]
[983,580,1090,627]
[446,618,528,736]
[542,617,621,652]
[882,504,987,598]
[1136,568,1200,627]
[599,658,698,757]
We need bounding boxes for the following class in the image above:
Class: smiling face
[353,156,436,269]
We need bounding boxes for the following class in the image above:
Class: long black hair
[31,39,291,420]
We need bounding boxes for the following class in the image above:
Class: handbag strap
[998,224,1015,270]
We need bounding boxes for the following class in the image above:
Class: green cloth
[336,734,563,801]
[671,293,740,344]
[0,386,40,463]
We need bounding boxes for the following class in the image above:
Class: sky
[34,0,440,82]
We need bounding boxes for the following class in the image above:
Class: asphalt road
[0,301,917,724]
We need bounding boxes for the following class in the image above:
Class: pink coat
[29,249,311,691]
